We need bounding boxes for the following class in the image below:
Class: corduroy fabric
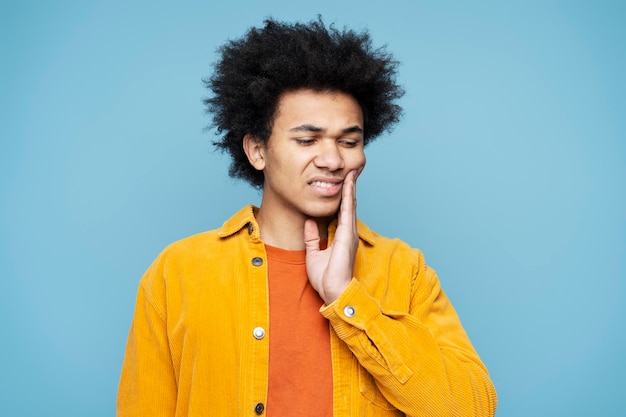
[117,205,497,417]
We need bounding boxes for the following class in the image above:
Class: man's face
[250,89,366,223]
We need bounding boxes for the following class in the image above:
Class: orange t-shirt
[265,244,333,417]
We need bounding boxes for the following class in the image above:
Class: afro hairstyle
[204,17,404,188]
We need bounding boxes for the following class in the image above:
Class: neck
[255,205,331,250]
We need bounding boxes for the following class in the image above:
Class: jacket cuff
[320,278,382,339]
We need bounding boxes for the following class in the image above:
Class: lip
[308,176,344,197]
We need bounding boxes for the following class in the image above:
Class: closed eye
[295,138,316,145]
[338,136,362,147]
[339,140,359,147]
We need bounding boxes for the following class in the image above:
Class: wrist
[322,277,352,305]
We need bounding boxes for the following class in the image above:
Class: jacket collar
[217,204,376,246]
[217,205,261,240]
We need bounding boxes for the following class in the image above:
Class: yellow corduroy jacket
[117,205,497,417]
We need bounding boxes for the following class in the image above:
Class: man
[117,18,497,417]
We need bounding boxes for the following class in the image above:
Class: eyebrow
[288,124,363,134]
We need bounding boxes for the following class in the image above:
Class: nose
[313,140,345,171]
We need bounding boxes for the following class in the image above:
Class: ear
[243,134,266,171]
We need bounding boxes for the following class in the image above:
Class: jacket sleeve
[117,258,178,417]
[320,250,497,417]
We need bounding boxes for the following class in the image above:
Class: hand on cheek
[304,170,359,304]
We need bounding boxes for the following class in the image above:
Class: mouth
[309,180,340,188]
[308,178,343,196]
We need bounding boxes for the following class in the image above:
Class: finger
[303,218,321,255]
[352,169,358,229]
[353,168,358,206]
[338,170,357,231]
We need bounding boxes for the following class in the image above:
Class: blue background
[1,1,624,416]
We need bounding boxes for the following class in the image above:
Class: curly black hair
[204,17,404,188]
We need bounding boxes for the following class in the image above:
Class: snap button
[253,327,266,340]
[248,223,254,235]
[252,257,263,266]
[254,402,265,414]
[344,306,356,318]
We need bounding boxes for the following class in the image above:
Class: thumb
[303,219,321,256]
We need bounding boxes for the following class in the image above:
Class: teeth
[311,181,336,188]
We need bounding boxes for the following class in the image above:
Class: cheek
[349,152,366,171]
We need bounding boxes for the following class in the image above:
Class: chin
[303,202,340,220]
